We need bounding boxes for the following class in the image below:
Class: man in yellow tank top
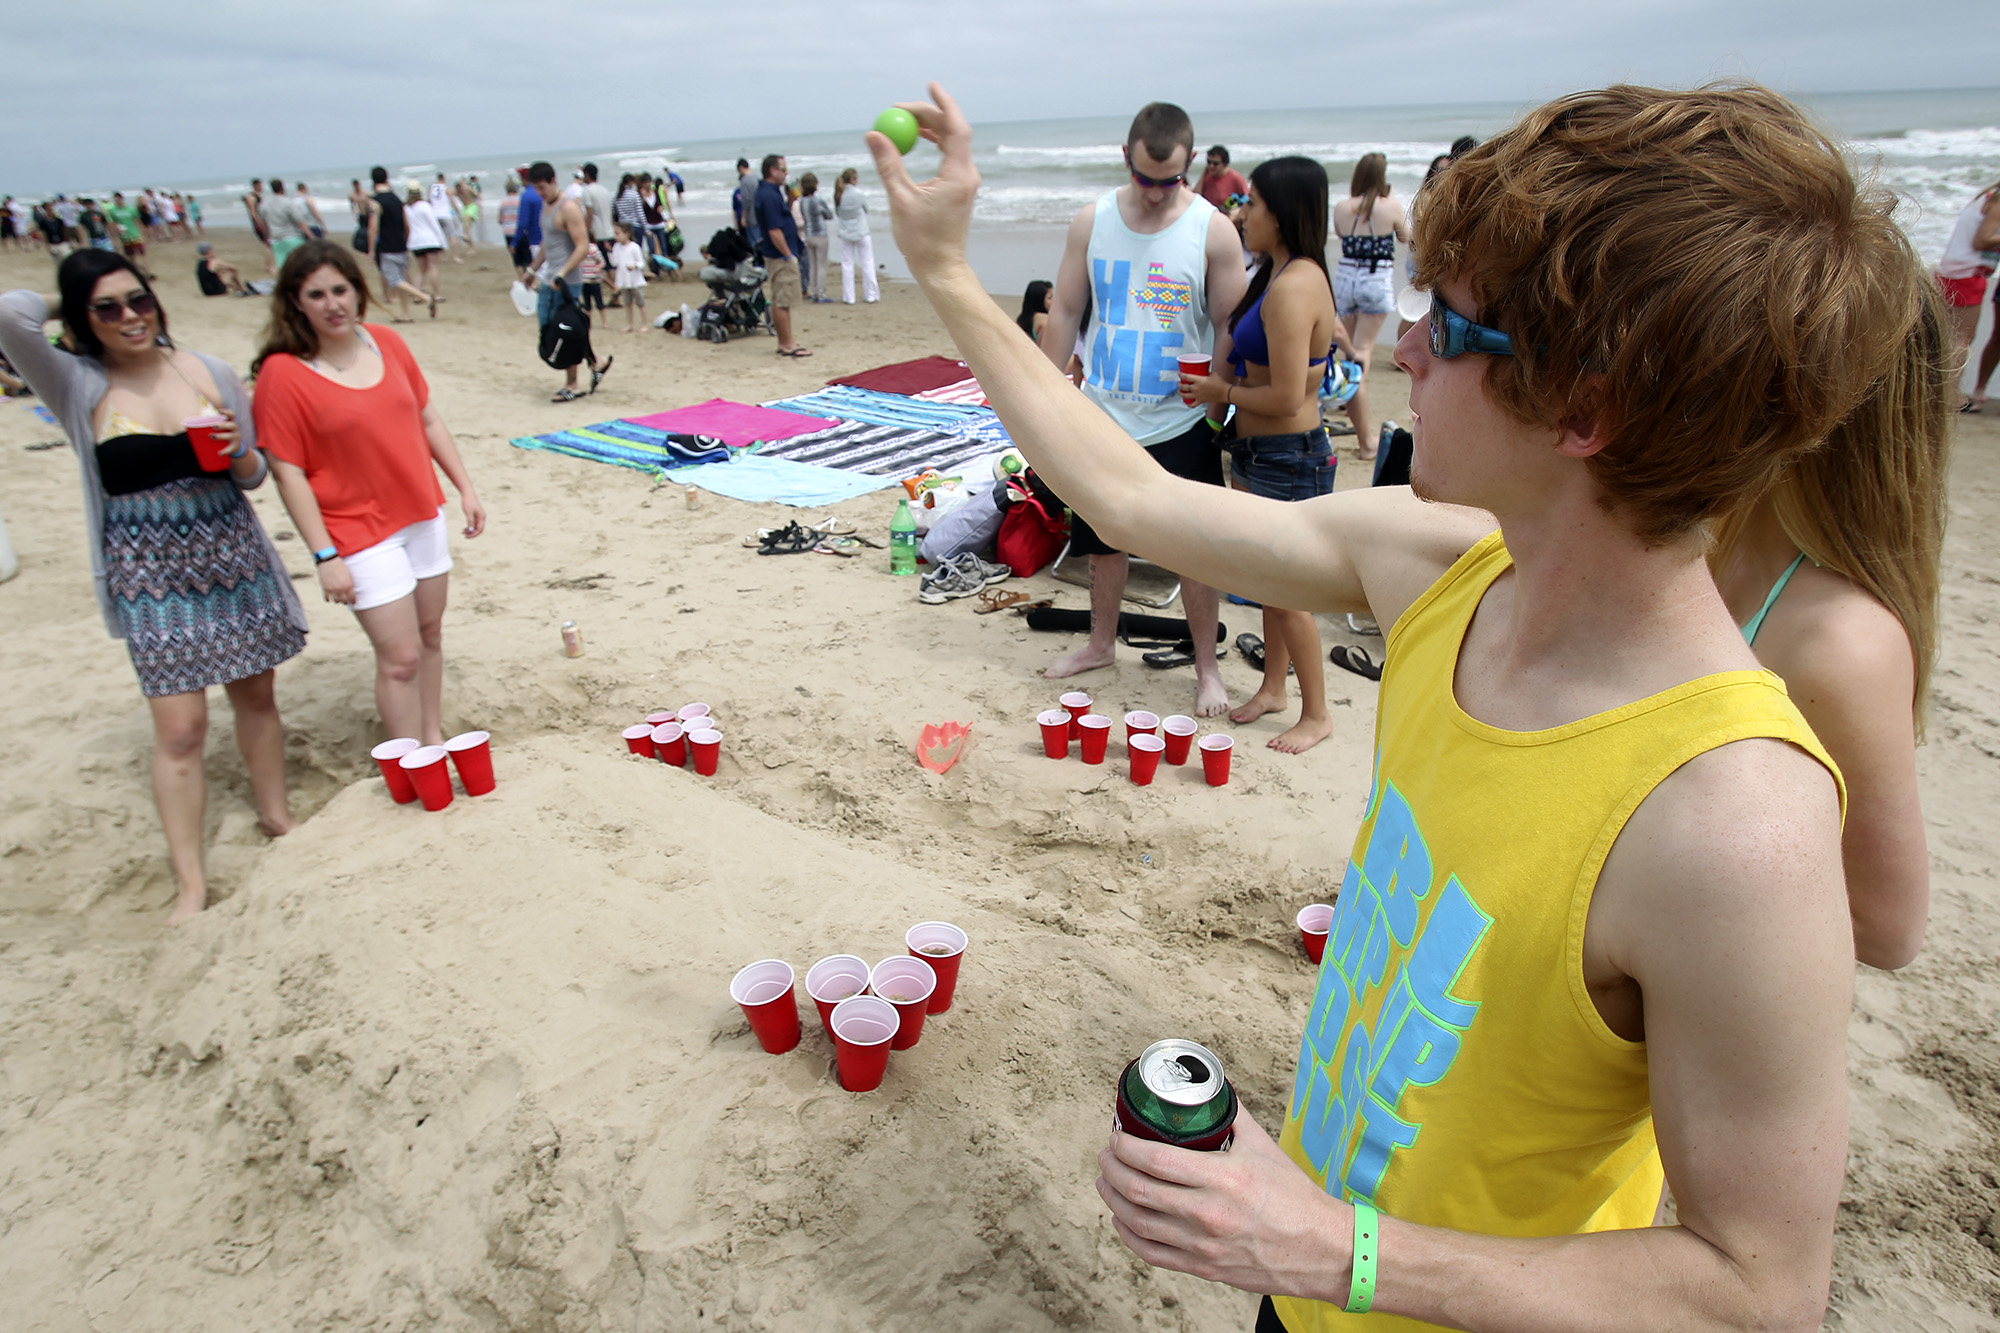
[873,81,1927,1330]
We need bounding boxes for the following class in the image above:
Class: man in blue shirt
[514,174,544,280]
[754,154,809,357]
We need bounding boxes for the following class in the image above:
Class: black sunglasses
[88,291,159,322]
[1123,147,1187,191]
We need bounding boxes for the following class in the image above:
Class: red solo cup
[183,415,234,471]
[623,723,657,757]
[644,710,676,727]
[829,995,897,1091]
[688,727,722,776]
[370,737,422,803]
[806,954,872,1036]
[1297,903,1335,964]
[652,722,686,766]
[445,730,495,795]
[1077,713,1112,764]
[1037,708,1072,758]
[677,702,711,724]
[1199,733,1235,787]
[1162,715,1198,765]
[905,921,967,1013]
[869,956,937,1050]
[1123,710,1160,743]
[398,744,453,811]
[1128,733,1166,786]
[729,959,802,1054]
[1060,691,1091,740]
[1176,353,1211,405]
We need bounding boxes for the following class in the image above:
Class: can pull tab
[1169,1055,1213,1090]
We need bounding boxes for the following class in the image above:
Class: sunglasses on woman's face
[88,291,158,322]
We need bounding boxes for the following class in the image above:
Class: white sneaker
[919,561,986,604]
[949,552,1012,588]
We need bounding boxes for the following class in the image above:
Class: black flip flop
[590,355,615,394]
[1330,644,1383,681]
[1144,639,1228,669]
[756,521,817,555]
[1236,633,1265,672]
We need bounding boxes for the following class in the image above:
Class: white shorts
[1335,262,1396,317]
[345,508,452,611]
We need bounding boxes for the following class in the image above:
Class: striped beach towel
[508,422,730,478]
[760,385,990,432]
[758,419,997,477]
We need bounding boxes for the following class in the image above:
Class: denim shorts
[1334,261,1395,317]
[1227,426,1335,502]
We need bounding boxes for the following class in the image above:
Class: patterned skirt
[102,476,307,697]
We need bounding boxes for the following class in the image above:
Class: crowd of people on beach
[0,79,1990,1331]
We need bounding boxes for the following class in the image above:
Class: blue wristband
[312,546,339,564]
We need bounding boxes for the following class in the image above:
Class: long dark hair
[252,239,373,374]
[1018,280,1052,336]
[1229,156,1331,335]
[1350,152,1389,222]
[58,249,170,358]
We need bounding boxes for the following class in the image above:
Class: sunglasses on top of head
[1428,292,1516,359]
[88,291,159,322]
[1123,148,1187,191]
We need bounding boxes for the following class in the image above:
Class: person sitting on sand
[194,243,245,296]
[0,253,307,925]
[1180,156,1360,754]
[253,241,486,748]
[1036,100,1247,718]
[873,80,1918,1332]
[1710,281,1950,970]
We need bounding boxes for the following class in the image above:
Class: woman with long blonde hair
[1710,275,1950,969]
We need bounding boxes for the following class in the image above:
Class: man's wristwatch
[312,546,339,565]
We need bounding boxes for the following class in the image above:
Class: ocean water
[116,87,1999,300]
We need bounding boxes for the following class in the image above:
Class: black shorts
[1062,416,1224,558]
[580,282,605,310]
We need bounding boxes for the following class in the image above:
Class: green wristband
[1345,1201,1379,1314]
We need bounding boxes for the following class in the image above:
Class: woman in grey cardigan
[0,251,307,925]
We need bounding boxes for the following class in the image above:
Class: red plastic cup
[1128,733,1166,786]
[1037,708,1072,759]
[652,722,686,766]
[183,415,234,471]
[371,737,422,803]
[399,744,453,811]
[445,730,494,795]
[806,954,872,1037]
[869,956,937,1050]
[905,921,967,1014]
[1162,715,1198,765]
[1199,733,1235,787]
[1176,353,1211,405]
[677,702,712,724]
[1123,710,1160,743]
[730,959,802,1055]
[1060,691,1091,740]
[688,727,722,776]
[1297,903,1335,964]
[1077,713,1112,764]
[829,995,897,1091]
[623,723,657,757]
[645,710,677,727]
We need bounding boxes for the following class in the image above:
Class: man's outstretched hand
[865,82,981,283]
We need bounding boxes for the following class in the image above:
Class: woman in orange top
[253,240,486,746]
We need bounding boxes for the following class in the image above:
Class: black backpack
[538,281,593,370]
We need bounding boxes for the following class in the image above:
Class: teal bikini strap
[1742,551,1808,646]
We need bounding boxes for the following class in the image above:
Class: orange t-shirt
[253,324,446,555]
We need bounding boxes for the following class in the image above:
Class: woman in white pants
[833,168,879,304]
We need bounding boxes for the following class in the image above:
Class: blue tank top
[1228,260,1332,378]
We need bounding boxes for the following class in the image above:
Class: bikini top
[1336,209,1397,270]
[1741,551,1807,646]
[94,373,219,497]
[1228,259,1332,378]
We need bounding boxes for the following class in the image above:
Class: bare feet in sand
[1046,642,1115,679]
[1230,688,1289,726]
[1267,713,1336,754]
[165,887,205,926]
[257,813,296,839]
[1194,672,1229,718]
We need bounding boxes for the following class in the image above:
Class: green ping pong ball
[874,108,920,155]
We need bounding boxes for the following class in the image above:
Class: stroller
[694,227,769,343]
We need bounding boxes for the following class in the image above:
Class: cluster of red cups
[1036,691,1233,786]
[1297,902,1335,963]
[621,703,724,776]
[729,921,969,1093]
[369,732,496,810]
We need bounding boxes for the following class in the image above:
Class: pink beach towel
[624,399,836,448]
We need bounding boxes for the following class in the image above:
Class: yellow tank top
[1272,532,1842,1333]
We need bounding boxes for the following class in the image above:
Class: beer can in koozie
[1115,1038,1237,1152]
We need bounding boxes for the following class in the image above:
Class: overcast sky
[7,0,1996,190]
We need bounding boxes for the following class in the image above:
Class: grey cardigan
[0,290,307,639]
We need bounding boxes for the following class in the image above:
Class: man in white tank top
[1039,102,1248,716]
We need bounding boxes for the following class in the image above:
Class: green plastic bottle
[889,497,918,576]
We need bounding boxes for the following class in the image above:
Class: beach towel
[928,409,1015,449]
[671,454,902,507]
[826,355,970,396]
[758,419,996,477]
[623,398,836,448]
[761,385,989,432]
[508,424,729,479]
[913,377,989,406]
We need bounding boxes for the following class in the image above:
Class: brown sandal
[975,589,1033,614]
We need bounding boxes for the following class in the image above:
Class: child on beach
[579,245,607,328]
[610,222,647,333]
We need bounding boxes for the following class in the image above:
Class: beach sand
[0,235,1995,1332]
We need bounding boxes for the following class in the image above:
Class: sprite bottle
[889,497,918,576]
